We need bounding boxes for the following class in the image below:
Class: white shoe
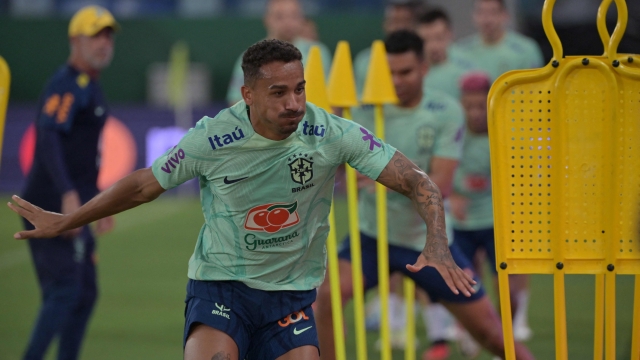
[374,329,419,350]
[456,326,481,359]
[513,323,533,342]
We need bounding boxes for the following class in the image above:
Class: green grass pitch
[0,195,636,359]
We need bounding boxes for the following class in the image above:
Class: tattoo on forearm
[211,352,231,360]
[378,152,453,266]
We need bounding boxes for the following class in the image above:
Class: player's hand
[450,193,469,221]
[61,190,82,238]
[95,216,115,236]
[406,251,477,297]
[7,195,66,240]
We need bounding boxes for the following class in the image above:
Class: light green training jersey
[452,31,544,81]
[352,91,465,251]
[451,132,493,230]
[151,101,395,291]
[226,38,333,105]
[423,54,475,100]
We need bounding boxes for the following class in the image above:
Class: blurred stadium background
[0,0,639,359]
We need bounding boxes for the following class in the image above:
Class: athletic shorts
[453,228,497,274]
[338,232,485,303]
[183,279,318,360]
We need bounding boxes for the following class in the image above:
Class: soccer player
[314,31,535,360]
[353,0,424,95]
[417,7,476,100]
[9,39,476,360]
[453,0,540,339]
[451,71,533,341]
[18,6,118,360]
[225,0,332,106]
[452,0,544,81]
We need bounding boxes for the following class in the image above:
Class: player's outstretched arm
[8,168,165,240]
[375,150,476,297]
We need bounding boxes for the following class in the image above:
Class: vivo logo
[160,148,185,174]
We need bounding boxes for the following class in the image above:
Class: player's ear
[241,85,253,106]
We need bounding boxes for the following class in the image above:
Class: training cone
[327,41,358,108]
[361,40,398,105]
[304,46,331,111]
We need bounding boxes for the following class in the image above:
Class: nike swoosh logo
[223,176,248,184]
[293,326,313,335]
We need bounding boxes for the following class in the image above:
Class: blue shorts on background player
[19,6,119,360]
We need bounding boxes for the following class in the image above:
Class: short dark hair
[242,39,302,85]
[476,0,506,10]
[384,30,424,60]
[418,7,451,27]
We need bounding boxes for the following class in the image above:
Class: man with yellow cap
[20,5,118,360]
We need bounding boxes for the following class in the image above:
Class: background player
[315,30,535,360]
[452,0,542,340]
[353,0,424,95]
[451,71,533,341]
[453,0,544,81]
[416,7,475,100]
[18,6,118,360]
[225,0,332,106]
[9,39,476,360]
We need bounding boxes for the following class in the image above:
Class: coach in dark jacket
[20,6,119,360]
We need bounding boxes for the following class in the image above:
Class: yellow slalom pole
[604,273,616,360]
[327,202,347,360]
[403,277,415,360]
[361,40,398,360]
[0,56,11,169]
[632,275,640,360]
[306,46,346,360]
[593,274,604,360]
[328,41,366,360]
[344,107,368,360]
[374,105,391,360]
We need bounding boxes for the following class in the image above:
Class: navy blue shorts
[183,280,319,360]
[338,233,485,303]
[453,228,497,274]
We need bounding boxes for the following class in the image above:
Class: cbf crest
[288,153,314,185]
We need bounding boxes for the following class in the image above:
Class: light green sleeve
[526,40,545,69]
[151,119,211,190]
[433,102,465,160]
[226,54,245,105]
[311,104,395,180]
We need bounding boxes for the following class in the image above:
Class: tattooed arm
[376,150,476,296]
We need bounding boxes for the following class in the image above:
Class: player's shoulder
[298,102,359,142]
[193,102,254,151]
[44,65,93,96]
[354,47,372,62]
[504,31,540,53]
[453,34,481,51]
[424,89,461,112]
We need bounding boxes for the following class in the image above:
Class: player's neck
[430,55,447,67]
[398,92,423,109]
[68,57,100,79]
[481,29,505,45]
